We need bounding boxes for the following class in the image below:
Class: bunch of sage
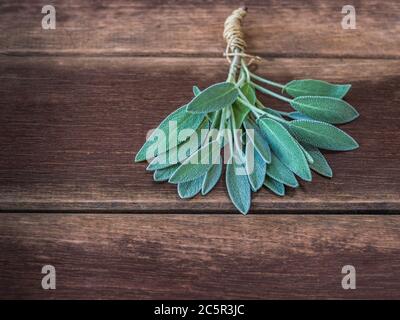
[135,7,359,214]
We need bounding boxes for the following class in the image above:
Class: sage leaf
[135,105,204,162]
[301,143,333,178]
[246,139,266,191]
[232,101,249,129]
[287,111,313,121]
[258,118,311,181]
[147,120,209,171]
[289,120,359,151]
[266,154,299,188]
[226,160,251,215]
[290,96,359,124]
[265,108,285,120]
[178,176,204,198]
[297,142,314,164]
[283,79,351,99]
[153,163,181,182]
[201,157,223,195]
[232,84,254,129]
[264,176,285,196]
[169,140,221,183]
[186,82,239,113]
[243,119,271,163]
[241,83,256,104]
[193,85,201,95]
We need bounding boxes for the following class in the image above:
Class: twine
[223,7,261,66]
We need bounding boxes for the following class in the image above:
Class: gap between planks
[1,51,400,60]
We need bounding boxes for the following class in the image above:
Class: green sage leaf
[186,82,239,113]
[288,111,313,121]
[193,85,201,95]
[289,120,359,151]
[290,96,359,124]
[284,79,351,99]
[135,105,205,162]
[265,108,285,120]
[226,160,251,215]
[243,119,271,163]
[240,83,256,104]
[201,157,223,195]
[264,176,285,196]
[266,154,299,188]
[232,83,255,128]
[169,140,221,183]
[232,101,249,129]
[153,163,181,182]
[245,139,266,191]
[301,143,333,178]
[297,142,314,164]
[258,118,311,181]
[178,176,204,199]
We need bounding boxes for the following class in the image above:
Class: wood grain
[1,0,399,58]
[0,57,399,213]
[1,0,400,301]
[1,214,400,299]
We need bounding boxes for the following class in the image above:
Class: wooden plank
[1,214,400,299]
[1,0,399,58]
[0,56,399,213]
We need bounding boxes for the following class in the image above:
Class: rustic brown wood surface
[0,57,399,212]
[1,0,399,58]
[1,214,400,299]
[0,0,399,299]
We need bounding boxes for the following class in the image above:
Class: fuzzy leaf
[284,79,351,99]
[153,164,181,182]
[186,82,239,113]
[289,120,359,151]
[147,120,209,171]
[245,139,266,191]
[258,118,311,181]
[243,119,271,163]
[265,108,285,120]
[287,111,313,121]
[264,176,285,196]
[240,83,256,104]
[232,83,255,128]
[135,105,204,162]
[226,160,251,215]
[201,157,223,195]
[232,101,249,129]
[193,86,201,95]
[301,143,333,178]
[266,154,299,187]
[178,176,204,198]
[297,142,314,164]
[290,96,359,124]
[169,140,221,183]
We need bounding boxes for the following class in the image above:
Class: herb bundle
[135,7,359,214]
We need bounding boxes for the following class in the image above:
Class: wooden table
[0,0,399,299]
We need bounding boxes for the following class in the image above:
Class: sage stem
[227,49,242,83]
[252,82,292,103]
[250,73,284,89]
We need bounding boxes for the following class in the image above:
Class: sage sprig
[135,7,359,214]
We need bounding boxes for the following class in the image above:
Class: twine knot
[223,7,261,65]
